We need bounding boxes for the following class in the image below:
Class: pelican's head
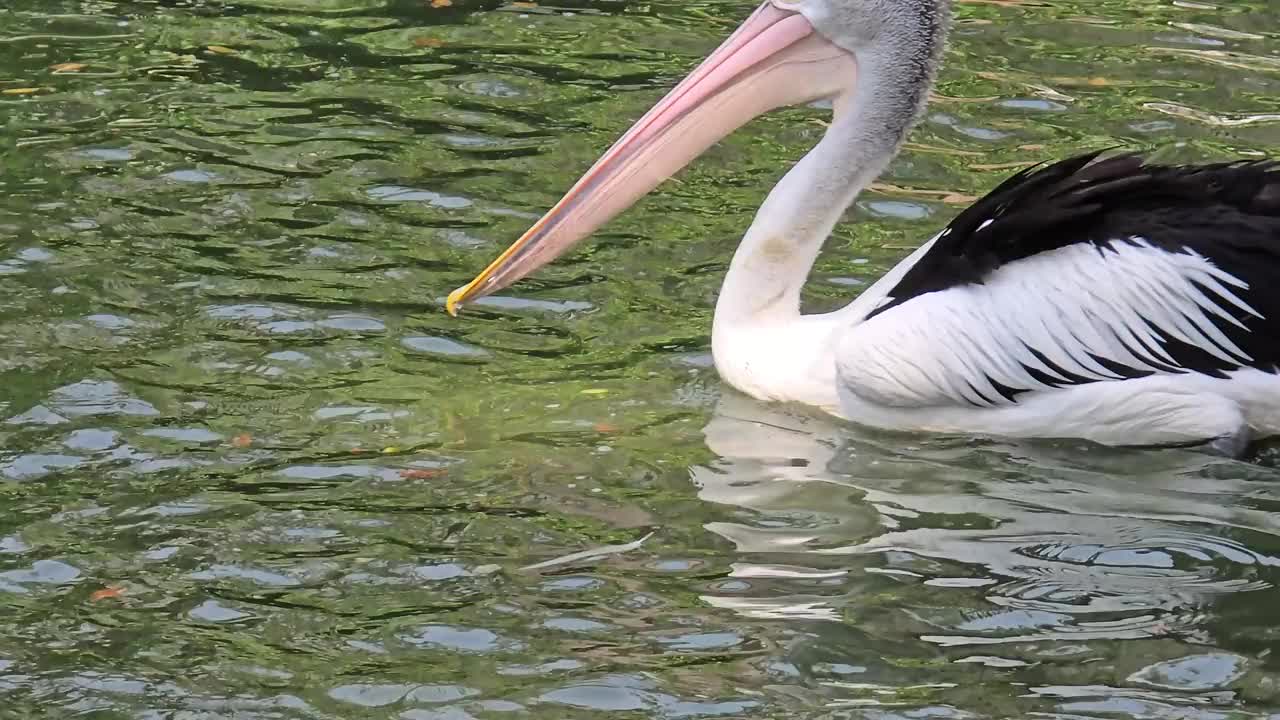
[446,0,951,314]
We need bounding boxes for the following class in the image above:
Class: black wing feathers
[872,152,1280,319]
[868,151,1280,384]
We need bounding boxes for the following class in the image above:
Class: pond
[2,0,1280,717]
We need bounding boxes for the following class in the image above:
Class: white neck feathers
[709,28,948,408]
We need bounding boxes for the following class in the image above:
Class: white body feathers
[712,234,1280,449]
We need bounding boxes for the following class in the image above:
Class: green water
[2,0,1280,717]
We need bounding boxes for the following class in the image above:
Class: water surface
[3,0,1280,717]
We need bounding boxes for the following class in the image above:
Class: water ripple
[2,0,1280,718]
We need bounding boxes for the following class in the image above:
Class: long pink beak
[446,1,856,315]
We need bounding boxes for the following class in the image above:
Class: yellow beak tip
[445,287,467,317]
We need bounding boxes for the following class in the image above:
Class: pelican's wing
[836,153,1280,408]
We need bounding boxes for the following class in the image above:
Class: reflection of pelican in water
[448,0,1280,455]
[692,391,1280,641]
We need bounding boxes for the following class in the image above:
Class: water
[2,0,1280,717]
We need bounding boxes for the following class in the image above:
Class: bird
[445,0,1280,456]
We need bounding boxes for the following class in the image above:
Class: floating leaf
[399,468,446,479]
[50,63,87,73]
[2,88,40,95]
[230,433,252,448]
[430,0,453,7]
[90,587,125,601]
[413,36,445,48]
[206,45,238,55]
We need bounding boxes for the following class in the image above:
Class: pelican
[446,0,1280,455]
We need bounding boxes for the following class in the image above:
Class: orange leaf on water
[2,88,40,95]
[430,0,453,7]
[230,433,252,448]
[400,468,446,479]
[50,63,87,73]
[90,587,125,601]
[593,422,620,434]
[413,37,445,47]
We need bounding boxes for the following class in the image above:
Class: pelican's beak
[446,1,856,315]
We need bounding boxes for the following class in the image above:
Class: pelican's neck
[713,54,931,330]
[708,45,942,410]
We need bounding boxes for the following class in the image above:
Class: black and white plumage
[445,0,1280,452]
[828,154,1280,453]
[854,153,1280,405]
